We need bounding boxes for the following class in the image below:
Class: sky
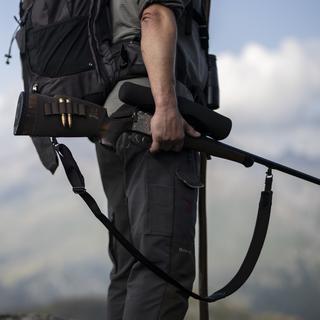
[0,1,320,319]
[212,0,320,53]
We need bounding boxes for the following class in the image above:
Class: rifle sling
[53,138,273,303]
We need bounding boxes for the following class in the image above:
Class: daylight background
[0,1,319,319]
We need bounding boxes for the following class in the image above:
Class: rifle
[13,82,320,306]
[15,83,319,185]
[118,82,320,186]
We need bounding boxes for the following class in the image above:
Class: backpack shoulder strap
[184,0,210,50]
[21,0,34,11]
[202,0,211,25]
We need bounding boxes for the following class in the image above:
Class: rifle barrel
[215,140,320,186]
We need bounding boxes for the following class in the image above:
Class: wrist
[153,86,177,111]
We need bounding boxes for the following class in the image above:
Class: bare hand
[149,105,200,153]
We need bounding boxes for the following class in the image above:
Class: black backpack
[15,0,147,105]
[14,0,217,107]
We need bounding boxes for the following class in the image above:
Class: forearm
[140,4,178,110]
[140,4,199,152]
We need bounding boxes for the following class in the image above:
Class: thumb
[149,139,160,154]
[184,122,201,138]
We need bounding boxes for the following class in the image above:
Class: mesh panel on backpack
[16,0,115,105]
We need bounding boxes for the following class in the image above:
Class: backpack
[15,0,217,107]
[16,0,115,105]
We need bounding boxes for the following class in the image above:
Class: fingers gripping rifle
[14,82,320,304]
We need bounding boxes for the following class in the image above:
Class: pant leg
[115,133,201,320]
[96,77,199,319]
[95,142,135,320]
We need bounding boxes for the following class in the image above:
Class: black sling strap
[202,0,211,24]
[53,137,273,303]
[198,152,209,318]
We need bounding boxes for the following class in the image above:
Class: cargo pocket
[174,151,202,242]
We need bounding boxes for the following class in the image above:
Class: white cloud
[218,38,320,159]
[219,38,320,120]
[0,89,20,133]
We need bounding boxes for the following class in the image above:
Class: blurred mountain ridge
[0,296,303,320]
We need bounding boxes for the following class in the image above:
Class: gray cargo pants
[95,79,200,320]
